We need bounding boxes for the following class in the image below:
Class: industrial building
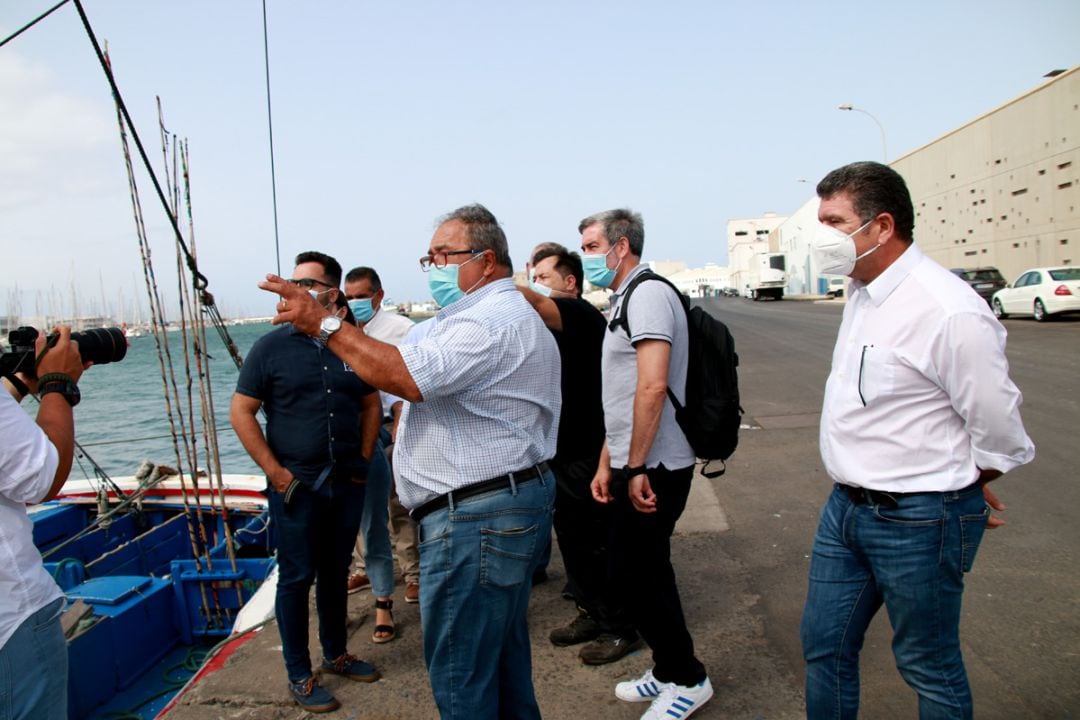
[773,64,1079,293]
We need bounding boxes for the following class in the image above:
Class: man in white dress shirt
[1,327,86,719]
[800,161,1035,720]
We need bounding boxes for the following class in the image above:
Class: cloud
[0,49,116,210]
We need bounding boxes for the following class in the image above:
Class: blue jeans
[800,483,990,720]
[269,476,365,682]
[417,468,555,719]
[0,597,67,720]
[359,436,396,597]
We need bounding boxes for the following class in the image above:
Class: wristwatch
[318,315,342,347]
[38,372,81,407]
[623,464,648,477]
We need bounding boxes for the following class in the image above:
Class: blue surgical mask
[582,247,619,289]
[308,287,333,308]
[348,298,376,323]
[428,253,483,308]
[529,279,553,297]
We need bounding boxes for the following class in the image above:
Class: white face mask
[811,219,878,276]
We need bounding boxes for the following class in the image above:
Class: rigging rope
[0,0,69,49]
[262,0,283,277]
[106,47,216,629]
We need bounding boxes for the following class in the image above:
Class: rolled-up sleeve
[931,312,1035,473]
[1,392,59,504]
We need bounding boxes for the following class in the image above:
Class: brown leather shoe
[347,573,371,594]
[404,581,420,604]
[578,633,645,665]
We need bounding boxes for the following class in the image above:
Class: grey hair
[438,203,512,268]
[577,208,644,256]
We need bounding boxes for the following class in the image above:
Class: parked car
[950,267,1007,303]
[991,266,1080,321]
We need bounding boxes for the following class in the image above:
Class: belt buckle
[874,490,899,509]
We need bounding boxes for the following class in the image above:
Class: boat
[6,7,283,717]
[30,467,277,719]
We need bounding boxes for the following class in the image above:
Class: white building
[727,212,787,293]
[775,65,1079,291]
[666,264,730,297]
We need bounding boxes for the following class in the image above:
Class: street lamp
[838,103,887,163]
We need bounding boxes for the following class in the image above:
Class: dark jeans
[800,483,989,719]
[268,476,365,682]
[609,464,706,686]
[551,457,633,635]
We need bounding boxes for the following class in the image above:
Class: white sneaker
[615,668,672,702]
[639,677,714,720]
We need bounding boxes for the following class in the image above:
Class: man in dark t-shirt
[520,243,640,665]
[230,251,383,713]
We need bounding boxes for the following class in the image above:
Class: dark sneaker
[549,610,601,647]
[288,676,340,713]
[578,633,645,665]
[321,652,381,683]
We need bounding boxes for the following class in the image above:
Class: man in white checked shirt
[261,204,561,720]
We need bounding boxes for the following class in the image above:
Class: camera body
[0,326,128,382]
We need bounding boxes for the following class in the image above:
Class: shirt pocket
[858,346,897,407]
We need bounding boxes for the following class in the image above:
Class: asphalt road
[167,297,1078,720]
[704,295,1080,719]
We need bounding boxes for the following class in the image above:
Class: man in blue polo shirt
[230,251,383,714]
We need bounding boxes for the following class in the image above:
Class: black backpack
[608,271,742,478]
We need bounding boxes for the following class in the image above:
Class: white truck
[737,252,786,301]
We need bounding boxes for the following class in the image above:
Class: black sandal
[372,598,396,644]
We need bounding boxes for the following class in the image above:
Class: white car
[992,266,1080,321]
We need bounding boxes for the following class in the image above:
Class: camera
[0,326,128,381]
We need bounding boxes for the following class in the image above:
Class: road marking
[676,472,730,534]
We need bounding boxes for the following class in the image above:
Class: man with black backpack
[582,209,714,720]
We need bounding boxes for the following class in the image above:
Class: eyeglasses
[419,248,484,272]
[288,277,334,289]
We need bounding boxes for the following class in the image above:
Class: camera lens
[71,328,128,366]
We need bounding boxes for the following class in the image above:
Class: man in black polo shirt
[520,243,640,665]
[230,251,383,713]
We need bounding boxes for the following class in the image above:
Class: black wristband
[623,464,648,477]
[38,373,80,407]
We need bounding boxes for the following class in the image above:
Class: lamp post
[838,103,887,163]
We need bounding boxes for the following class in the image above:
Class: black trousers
[550,457,635,636]
[609,464,707,687]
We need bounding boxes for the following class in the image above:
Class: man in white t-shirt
[1,327,87,719]
[582,209,713,720]
[343,266,419,643]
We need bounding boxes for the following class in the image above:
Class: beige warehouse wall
[892,66,1079,285]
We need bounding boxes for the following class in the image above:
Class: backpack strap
[607,270,690,413]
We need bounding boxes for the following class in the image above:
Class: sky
[1,0,1078,320]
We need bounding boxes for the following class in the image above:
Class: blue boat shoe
[288,676,340,713]
[322,652,381,683]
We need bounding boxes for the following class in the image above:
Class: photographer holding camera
[1,326,87,719]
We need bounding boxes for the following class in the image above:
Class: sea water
[71,322,273,480]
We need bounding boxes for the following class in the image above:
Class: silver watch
[318,315,342,347]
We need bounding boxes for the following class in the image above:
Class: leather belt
[837,482,978,510]
[411,461,550,523]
